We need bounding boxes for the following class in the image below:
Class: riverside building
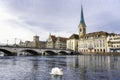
[67,34,79,51]
[107,34,120,52]
[78,6,108,53]
[19,35,46,48]
[46,34,68,49]
[67,5,120,53]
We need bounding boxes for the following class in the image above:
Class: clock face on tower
[80,28,82,32]
[79,25,86,38]
[79,27,84,33]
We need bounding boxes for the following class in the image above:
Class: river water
[0,55,120,80]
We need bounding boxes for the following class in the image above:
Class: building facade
[67,34,79,51]
[78,7,116,53]
[107,34,120,52]
[78,31,112,53]
[46,35,56,48]
[33,35,39,47]
[55,37,67,49]
[46,34,68,49]
[19,35,46,48]
[71,5,120,53]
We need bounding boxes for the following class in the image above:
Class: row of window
[80,49,106,52]
[79,43,105,48]
[83,35,106,39]
[81,39,105,43]
[109,45,120,48]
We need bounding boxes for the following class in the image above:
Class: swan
[50,67,63,76]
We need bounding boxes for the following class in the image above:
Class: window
[103,49,105,52]
[100,49,102,52]
[80,28,82,32]
[94,49,96,52]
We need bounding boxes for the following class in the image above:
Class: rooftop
[69,34,79,39]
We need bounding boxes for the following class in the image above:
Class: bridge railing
[0,45,71,51]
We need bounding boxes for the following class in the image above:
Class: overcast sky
[0,0,120,44]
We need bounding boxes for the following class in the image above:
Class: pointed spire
[80,5,85,24]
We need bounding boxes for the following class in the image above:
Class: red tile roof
[50,35,57,42]
[50,35,68,42]
[58,37,68,42]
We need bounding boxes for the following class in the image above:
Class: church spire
[80,5,85,24]
[78,5,86,38]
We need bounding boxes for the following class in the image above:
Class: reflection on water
[66,55,120,80]
[0,55,120,80]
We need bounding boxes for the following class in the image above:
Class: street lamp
[7,40,8,46]
[14,38,16,46]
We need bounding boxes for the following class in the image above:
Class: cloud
[0,0,120,44]
[83,0,120,33]
[0,2,34,44]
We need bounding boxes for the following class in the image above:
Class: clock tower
[78,5,86,38]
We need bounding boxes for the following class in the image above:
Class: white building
[46,34,68,49]
[67,34,79,51]
[107,34,120,52]
[67,5,120,53]
[78,31,114,53]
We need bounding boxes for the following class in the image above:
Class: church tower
[33,35,39,48]
[78,5,86,38]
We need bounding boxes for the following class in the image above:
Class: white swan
[50,67,63,76]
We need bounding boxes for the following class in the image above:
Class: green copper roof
[80,5,85,25]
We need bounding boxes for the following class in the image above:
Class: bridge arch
[43,50,57,55]
[0,48,14,56]
[58,51,68,55]
[19,49,40,56]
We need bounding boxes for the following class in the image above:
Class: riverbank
[79,52,120,56]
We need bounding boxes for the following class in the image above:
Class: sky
[0,0,120,44]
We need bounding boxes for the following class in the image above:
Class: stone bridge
[0,46,73,56]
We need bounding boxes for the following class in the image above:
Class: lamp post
[14,38,16,46]
[7,40,8,46]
